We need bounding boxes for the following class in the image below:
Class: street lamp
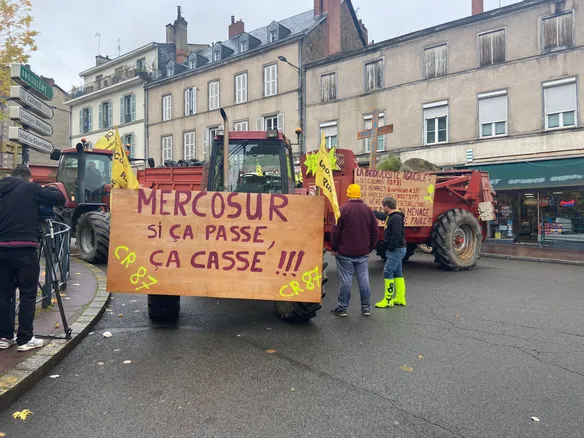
[278,56,299,72]
[278,55,303,155]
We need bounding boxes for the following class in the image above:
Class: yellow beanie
[347,184,361,199]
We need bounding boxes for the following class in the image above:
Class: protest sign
[107,189,325,303]
[354,168,437,227]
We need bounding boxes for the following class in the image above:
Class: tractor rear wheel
[148,295,180,323]
[76,211,110,264]
[431,209,482,271]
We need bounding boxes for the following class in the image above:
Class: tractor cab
[207,129,296,195]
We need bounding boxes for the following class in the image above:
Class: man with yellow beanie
[330,184,379,317]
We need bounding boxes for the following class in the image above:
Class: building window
[188,53,196,69]
[423,101,448,145]
[424,44,447,79]
[123,133,135,158]
[478,91,508,138]
[264,64,278,97]
[120,94,136,124]
[479,29,506,66]
[213,50,221,62]
[208,81,220,110]
[365,59,383,92]
[235,73,248,104]
[320,73,337,103]
[184,131,195,160]
[542,12,574,53]
[320,121,338,149]
[167,62,174,77]
[162,136,173,161]
[234,120,249,131]
[136,58,146,72]
[257,114,284,131]
[240,40,248,53]
[79,107,92,134]
[364,113,386,152]
[269,29,277,42]
[204,126,220,158]
[99,100,112,129]
[162,95,172,121]
[184,87,197,116]
[544,78,577,130]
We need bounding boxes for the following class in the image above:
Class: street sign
[9,105,53,137]
[10,64,54,101]
[8,127,54,154]
[9,86,54,119]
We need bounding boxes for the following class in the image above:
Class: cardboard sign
[107,189,325,303]
[354,168,437,227]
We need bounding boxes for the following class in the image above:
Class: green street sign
[10,63,54,101]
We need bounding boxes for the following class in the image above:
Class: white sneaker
[17,337,44,352]
[0,335,17,349]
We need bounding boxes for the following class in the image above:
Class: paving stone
[16,355,52,372]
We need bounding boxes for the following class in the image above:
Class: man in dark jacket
[0,165,66,351]
[330,184,379,317]
[374,197,407,308]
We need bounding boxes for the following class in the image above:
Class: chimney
[359,19,368,45]
[228,16,245,39]
[166,23,175,44]
[95,55,110,66]
[314,0,341,55]
[472,0,484,15]
[40,76,55,87]
[173,6,188,63]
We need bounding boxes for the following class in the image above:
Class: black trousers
[0,247,40,345]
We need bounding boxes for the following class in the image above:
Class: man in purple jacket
[330,184,379,317]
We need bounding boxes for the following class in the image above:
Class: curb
[483,253,584,266]
[0,261,109,412]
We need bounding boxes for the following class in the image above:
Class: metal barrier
[38,220,71,309]
[539,217,584,251]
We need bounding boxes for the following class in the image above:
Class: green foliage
[400,158,440,172]
[377,154,402,171]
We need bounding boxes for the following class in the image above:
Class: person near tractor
[0,165,66,351]
[374,197,407,308]
[330,184,379,317]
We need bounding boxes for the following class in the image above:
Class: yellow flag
[111,129,139,189]
[256,158,263,176]
[93,129,116,151]
[315,131,341,223]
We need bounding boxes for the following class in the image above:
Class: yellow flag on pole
[315,131,341,223]
[93,129,116,151]
[110,129,139,189]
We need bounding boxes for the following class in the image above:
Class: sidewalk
[0,258,109,411]
[483,243,584,266]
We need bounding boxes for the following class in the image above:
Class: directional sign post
[7,64,54,166]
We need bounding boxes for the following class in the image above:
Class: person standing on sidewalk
[330,184,379,317]
[374,197,407,308]
[0,165,66,351]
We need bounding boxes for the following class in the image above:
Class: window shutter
[479,95,507,124]
[88,107,93,131]
[108,102,113,128]
[545,83,577,114]
[320,123,338,138]
[277,113,284,131]
[424,104,448,120]
[256,117,264,131]
[242,73,247,102]
[184,132,195,160]
[98,104,103,129]
[192,88,197,114]
[272,64,278,96]
[131,94,136,121]
[215,82,220,109]
[79,110,83,133]
[130,134,135,158]
[236,75,242,104]
[184,89,190,116]
[365,63,374,91]
[203,129,209,159]
[120,97,124,124]
[168,96,172,119]
[264,66,270,96]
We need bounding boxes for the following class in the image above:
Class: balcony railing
[67,66,161,101]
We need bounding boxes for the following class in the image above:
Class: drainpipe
[144,88,149,163]
[298,38,305,156]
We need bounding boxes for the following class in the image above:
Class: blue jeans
[335,254,371,311]
[383,247,407,279]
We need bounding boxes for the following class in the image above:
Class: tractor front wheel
[431,209,482,271]
[148,295,180,323]
[75,211,110,264]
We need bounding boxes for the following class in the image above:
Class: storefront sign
[107,189,325,303]
[560,200,575,208]
[354,169,437,227]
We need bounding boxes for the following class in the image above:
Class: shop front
[467,157,584,250]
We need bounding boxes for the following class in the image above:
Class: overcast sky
[28,0,519,90]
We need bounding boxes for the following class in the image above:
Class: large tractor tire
[76,211,110,264]
[273,250,328,323]
[403,244,418,262]
[148,295,180,323]
[431,208,482,271]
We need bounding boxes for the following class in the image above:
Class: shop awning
[466,157,584,191]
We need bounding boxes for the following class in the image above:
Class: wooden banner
[107,189,325,303]
[354,168,437,227]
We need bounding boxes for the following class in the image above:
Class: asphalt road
[1,254,583,438]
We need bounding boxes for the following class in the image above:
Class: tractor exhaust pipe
[76,141,86,203]
[220,108,229,192]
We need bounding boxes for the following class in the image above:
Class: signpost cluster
[7,64,55,166]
